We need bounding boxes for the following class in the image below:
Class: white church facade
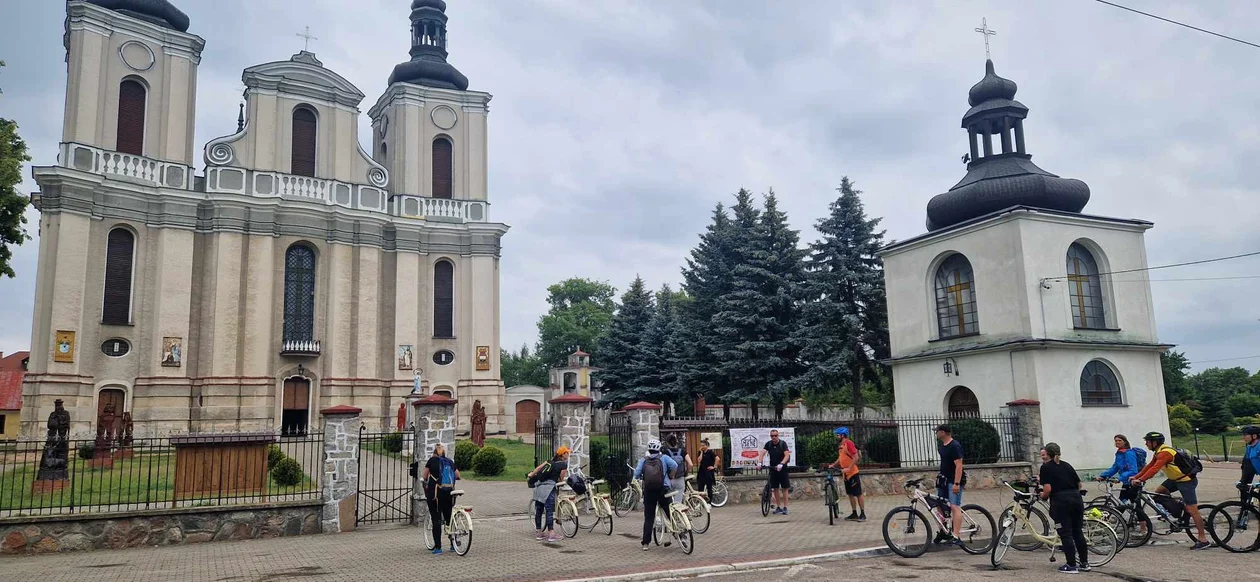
[882,60,1171,469]
[22,0,508,438]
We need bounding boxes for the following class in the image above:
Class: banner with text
[727,427,796,469]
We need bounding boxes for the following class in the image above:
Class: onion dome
[86,0,190,32]
[387,0,469,90]
[925,60,1089,231]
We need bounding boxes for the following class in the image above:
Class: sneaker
[1191,541,1212,551]
[845,513,860,521]
[781,508,789,515]
[432,548,443,555]
[772,507,783,515]
[535,529,545,541]
[933,531,949,544]
[547,533,563,543]
[1057,564,1078,574]
[1079,564,1092,573]
[641,544,649,551]
[949,537,966,549]
[859,513,867,522]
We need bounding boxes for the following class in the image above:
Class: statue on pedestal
[470,399,487,447]
[94,402,117,453]
[35,399,71,481]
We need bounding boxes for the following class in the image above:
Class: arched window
[432,137,452,199]
[934,254,979,338]
[102,228,135,325]
[291,107,317,177]
[1067,243,1106,329]
[116,80,146,155]
[947,386,980,418]
[283,245,317,341]
[1080,360,1122,405]
[433,260,454,338]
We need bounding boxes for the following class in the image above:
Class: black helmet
[1143,431,1166,444]
[1243,425,1260,437]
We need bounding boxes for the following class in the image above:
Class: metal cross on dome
[296,26,318,52]
[975,18,997,59]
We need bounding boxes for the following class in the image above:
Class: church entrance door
[97,388,126,432]
[516,399,540,434]
[947,386,980,418]
[282,378,311,436]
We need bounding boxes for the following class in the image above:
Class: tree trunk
[751,400,760,422]
[852,366,865,420]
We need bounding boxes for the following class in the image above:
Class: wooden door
[516,399,541,434]
[948,386,979,418]
[282,378,311,435]
[97,389,126,432]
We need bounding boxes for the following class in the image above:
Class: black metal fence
[604,413,633,491]
[355,428,412,526]
[534,420,557,467]
[0,432,323,517]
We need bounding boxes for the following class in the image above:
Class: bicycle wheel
[1088,505,1130,552]
[421,504,436,550]
[761,484,771,517]
[958,504,996,555]
[1184,504,1213,544]
[991,519,1016,567]
[613,487,638,517]
[449,510,473,556]
[652,510,664,546]
[999,505,1048,551]
[686,496,711,534]
[710,481,729,508]
[1122,506,1153,547]
[677,527,694,554]
[824,480,839,526]
[1083,517,1118,567]
[881,506,932,558]
[597,498,615,536]
[1208,501,1256,552]
[557,500,580,538]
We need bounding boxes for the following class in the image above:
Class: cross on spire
[296,26,318,52]
[974,17,997,60]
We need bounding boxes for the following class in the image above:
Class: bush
[1169,418,1193,437]
[1168,403,1201,423]
[950,418,1001,464]
[271,457,304,487]
[78,443,96,460]
[865,430,900,468]
[267,444,285,469]
[1227,393,1260,419]
[472,446,507,476]
[806,432,838,469]
[589,438,608,479]
[382,432,405,454]
[454,441,480,470]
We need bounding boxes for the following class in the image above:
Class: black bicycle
[821,467,841,526]
[1207,482,1260,553]
[1087,479,1216,547]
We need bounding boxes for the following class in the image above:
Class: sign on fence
[727,427,796,469]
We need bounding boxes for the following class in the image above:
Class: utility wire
[1043,250,1260,282]
[1094,0,1260,50]
[1190,354,1260,365]
[1111,275,1260,283]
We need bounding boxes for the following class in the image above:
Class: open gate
[534,420,556,467]
[605,412,633,491]
[356,426,413,526]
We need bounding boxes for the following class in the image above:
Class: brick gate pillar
[320,405,362,534]
[550,394,594,476]
[623,401,661,462]
[411,394,457,521]
[1005,399,1044,471]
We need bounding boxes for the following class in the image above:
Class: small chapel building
[881,60,1171,469]
[21,0,508,438]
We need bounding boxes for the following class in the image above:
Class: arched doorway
[282,378,311,436]
[516,399,541,434]
[947,386,980,418]
[97,388,126,433]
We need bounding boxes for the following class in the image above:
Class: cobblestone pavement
[0,464,1244,581]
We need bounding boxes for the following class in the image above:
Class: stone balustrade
[60,142,194,190]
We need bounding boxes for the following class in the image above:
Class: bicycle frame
[904,482,980,535]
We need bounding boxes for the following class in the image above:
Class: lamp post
[1193,427,1200,458]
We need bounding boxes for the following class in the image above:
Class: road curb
[550,545,893,582]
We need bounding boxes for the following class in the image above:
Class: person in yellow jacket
[1130,431,1210,550]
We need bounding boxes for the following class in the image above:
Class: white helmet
[646,439,662,453]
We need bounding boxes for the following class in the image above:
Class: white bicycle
[421,489,474,556]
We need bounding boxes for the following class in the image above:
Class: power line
[1043,249,1260,282]
[1112,275,1260,283]
[1190,354,1260,365]
[1094,0,1260,50]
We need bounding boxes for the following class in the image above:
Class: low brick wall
[718,462,1032,505]
[0,501,322,555]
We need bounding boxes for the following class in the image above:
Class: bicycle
[613,463,642,517]
[420,489,474,556]
[1207,482,1259,553]
[554,482,583,538]
[820,467,841,526]
[682,475,712,534]
[650,498,695,554]
[880,477,996,557]
[695,472,729,508]
[1087,478,1216,547]
[570,476,616,536]
[991,480,1118,569]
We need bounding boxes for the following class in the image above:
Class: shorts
[1161,477,1199,506]
[937,484,964,507]
[769,469,791,490]
[844,474,863,497]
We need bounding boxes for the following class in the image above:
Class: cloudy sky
[1,0,1258,373]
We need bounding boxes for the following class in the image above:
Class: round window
[433,350,455,366]
[102,339,131,358]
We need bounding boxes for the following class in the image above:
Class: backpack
[1172,448,1203,477]
[1131,447,1147,468]
[566,474,588,495]
[438,458,457,489]
[527,461,554,489]
[641,456,666,491]
[666,447,686,478]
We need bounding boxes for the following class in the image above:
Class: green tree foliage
[865,430,900,467]
[1161,351,1192,405]
[1227,393,1260,419]
[950,418,1001,464]
[806,431,839,469]
[454,440,480,470]
[1169,418,1193,437]
[1195,382,1234,434]
[634,285,687,405]
[500,344,549,388]
[271,457,305,487]
[0,61,32,278]
[472,446,507,476]
[599,276,655,402]
[536,278,617,367]
[382,432,405,453]
[1167,403,1201,424]
[678,204,737,410]
[267,444,285,469]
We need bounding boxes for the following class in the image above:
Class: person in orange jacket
[1129,431,1211,550]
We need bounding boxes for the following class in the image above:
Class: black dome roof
[86,0,190,32]
[411,0,446,9]
[388,0,469,90]
[389,58,469,91]
[968,60,1017,106]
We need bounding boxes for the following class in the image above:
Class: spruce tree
[598,276,655,404]
[638,285,684,406]
[678,203,737,412]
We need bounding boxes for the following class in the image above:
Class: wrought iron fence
[534,420,557,468]
[0,431,323,517]
[356,428,412,526]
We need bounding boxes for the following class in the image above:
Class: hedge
[865,430,900,468]
[472,445,507,476]
[454,441,480,470]
[951,418,1001,464]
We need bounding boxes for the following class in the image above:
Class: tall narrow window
[283,245,317,341]
[433,260,454,338]
[1067,243,1106,329]
[934,254,979,338]
[291,107,317,177]
[432,137,452,199]
[116,80,146,155]
[102,228,135,325]
[1080,360,1123,405]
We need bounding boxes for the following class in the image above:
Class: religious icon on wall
[53,330,76,363]
[398,345,415,370]
[161,337,182,367]
[475,346,490,371]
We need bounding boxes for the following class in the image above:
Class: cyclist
[695,438,720,501]
[527,446,570,543]
[828,427,866,521]
[1129,431,1211,550]
[633,438,679,550]
[420,443,460,555]
[1240,425,1260,498]
[935,424,965,546]
[1039,442,1089,574]
[758,429,792,515]
[664,434,693,504]
[1095,434,1141,505]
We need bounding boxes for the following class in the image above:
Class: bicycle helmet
[1243,425,1260,437]
[1142,431,1166,444]
[833,427,849,436]
[646,438,662,453]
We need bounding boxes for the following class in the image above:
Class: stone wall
[319,406,361,534]
[716,462,1032,505]
[0,501,321,555]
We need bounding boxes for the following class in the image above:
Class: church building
[881,59,1171,469]
[22,0,508,438]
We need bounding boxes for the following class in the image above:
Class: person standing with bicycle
[1095,435,1142,506]
[759,430,792,515]
[935,425,965,546]
[1039,442,1090,574]
[828,427,866,522]
[696,439,720,501]
[421,443,460,555]
[528,446,570,543]
[634,439,679,551]
[1241,426,1260,493]
[1130,431,1211,550]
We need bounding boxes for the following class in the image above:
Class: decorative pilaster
[550,394,593,476]
[1005,399,1043,472]
[320,405,362,534]
[623,401,662,461]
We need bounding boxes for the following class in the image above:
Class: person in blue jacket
[1240,425,1260,500]
[1095,434,1140,504]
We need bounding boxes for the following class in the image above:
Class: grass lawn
[460,437,536,482]
[1173,432,1248,460]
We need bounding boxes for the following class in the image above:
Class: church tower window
[934,254,979,339]
[116,79,146,155]
[102,227,136,325]
[291,107,318,177]
[1067,243,1106,329]
[283,244,317,342]
[1080,359,1122,405]
[432,137,453,199]
[433,259,454,338]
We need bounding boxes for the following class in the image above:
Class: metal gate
[356,426,413,526]
[605,412,633,491]
[534,420,556,467]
